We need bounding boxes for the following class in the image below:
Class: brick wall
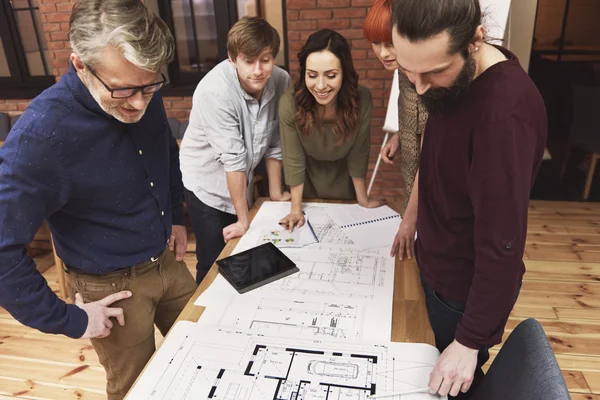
[286,0,403,199]
[2,0,403,199]
[3,0,192,121]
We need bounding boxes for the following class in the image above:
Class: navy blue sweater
[0,65,184,338]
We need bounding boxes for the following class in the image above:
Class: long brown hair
[294,29,360,142]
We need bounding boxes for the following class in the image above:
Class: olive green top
[279,86,372,200]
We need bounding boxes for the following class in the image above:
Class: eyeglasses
[86,65,167,99]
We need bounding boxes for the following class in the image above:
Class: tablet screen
[216,242,299,294]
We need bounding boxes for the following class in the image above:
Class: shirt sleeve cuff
[264,148,282,160]
[171,205,185,226]
[63,304,89,339]
[455,325,485,350]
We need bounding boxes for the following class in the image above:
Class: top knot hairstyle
[392,0,482,55]
[69,0,174,72]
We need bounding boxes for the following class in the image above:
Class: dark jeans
[185,189,237,284]
[420,274,522,399]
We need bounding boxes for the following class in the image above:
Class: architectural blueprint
[195,244,395,341]
[126,322,445,400]
[234,202,353,254]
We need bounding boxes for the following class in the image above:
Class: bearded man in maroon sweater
[390,0,547,398]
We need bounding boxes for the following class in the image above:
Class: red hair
[362,0,394,43]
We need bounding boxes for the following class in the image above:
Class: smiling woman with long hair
[278,29,384,231]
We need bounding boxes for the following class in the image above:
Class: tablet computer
[216,242,299,294]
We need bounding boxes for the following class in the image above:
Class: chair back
[470,318,570,400]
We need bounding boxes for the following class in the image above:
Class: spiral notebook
[326,205,402,249]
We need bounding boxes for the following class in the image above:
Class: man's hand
[359,198,387,208]
[279,211,305,232]
[271,191,291,202]
[381,133,399,164]
[390,217,417,259]
[75,291,131,339]
[429,340,478,397]
[169,225,187,261]
[223,221,249,243]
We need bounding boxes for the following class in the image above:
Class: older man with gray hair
[0,0,197,398]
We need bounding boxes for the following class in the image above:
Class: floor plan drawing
[195,244,395,342]
[126,322,445,400]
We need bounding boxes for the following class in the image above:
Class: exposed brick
[288,31,300,41]
[351,18,366,29]
[351,49,366,60]
[360,79,384,89]
[367,69,394,79]
[317,0,350,7]
[43,23,60,32]
[351,39,373,49]
[287,0,317,9]
[351,0,373,5]
[335,29,364,39]
[288,41,305,52]
[300,31,315,41]
[60,23,70,32]
[372,98,383,108]
[171,100,193,109]
[0,103,18,111]
[287,10,299,20]
[39,4,57,13]
[56,3,73,12]
[46,13,71,23]
[17,103,30,111]
[287,20,317,31]
[48,41,65,50]
[333,7,366,18]
[318,19,350,30]
[54,49,72,60]
[300,9,331,20]
[371,108,387,118]
[50,32,69,41]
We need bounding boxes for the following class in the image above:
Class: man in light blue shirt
[180,17,290,283]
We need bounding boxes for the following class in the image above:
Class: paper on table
[196,244,395,342]
[126,321,445,400]
[326,204,401,249]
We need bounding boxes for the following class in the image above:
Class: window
[147,0,287,95]
[0,0,55,99]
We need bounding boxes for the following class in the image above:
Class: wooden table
[127,198,434,398]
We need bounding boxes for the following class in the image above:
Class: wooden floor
[1,200,599,399]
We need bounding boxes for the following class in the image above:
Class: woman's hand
[359,198,387,208]
[279,211,305,232]
[381,133,399,164]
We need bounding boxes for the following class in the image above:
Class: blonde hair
[69,0,174,72]
[227,16,280,60]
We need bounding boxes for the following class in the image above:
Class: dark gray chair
[168,118,181,140]
[179,120,189,140]
[10,114,21,128]
[0,112,10,141]
[469,318,570,400]
[560,85,600,199]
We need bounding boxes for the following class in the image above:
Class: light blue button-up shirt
[180,60,290,214]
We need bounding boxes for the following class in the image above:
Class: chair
[0,112,10,142]
[10,114,21,128]
[168,118,181,140]
[469,318,570,400]
[560,86,600,200]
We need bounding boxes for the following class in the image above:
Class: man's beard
[84,73,149,124]
[417,54,476,116]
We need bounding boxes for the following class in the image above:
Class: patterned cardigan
[397,72,428,215]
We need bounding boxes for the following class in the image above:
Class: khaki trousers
[65,247,197,400]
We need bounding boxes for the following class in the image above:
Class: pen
[302,211,319,242]
[367,388,430,399]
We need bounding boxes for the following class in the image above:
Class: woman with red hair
[363,0,428,260]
